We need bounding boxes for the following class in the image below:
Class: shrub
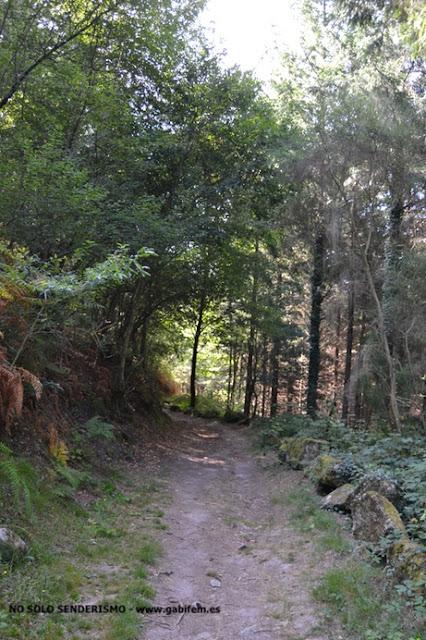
[193,395,224,419]
[258,413,426,548]
[256,414,313,447]
[83,416,115,440]
[0,443,39,518]
[223,409,245,423]
[167,394,225,419]
[167,394,191,413]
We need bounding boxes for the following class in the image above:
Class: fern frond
[0,364,42,432]
[0,458,22,504]
[84,416,115,440]
[16,368,43,400]
[0,446,39,518]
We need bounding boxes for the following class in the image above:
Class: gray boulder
[349,474,403,511]
[0,527,27,562]
[321,483,355,512]
[351,491,407,546]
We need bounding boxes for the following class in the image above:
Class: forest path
[142,413,345,640]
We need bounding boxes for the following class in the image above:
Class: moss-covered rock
[351,491,408,545]
[388,539,426,592]
[349,474,403,511]
[310,454,344,491]
[321,483,355,512]
[278,437,329,470]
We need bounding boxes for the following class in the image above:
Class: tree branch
[0,4,112,111]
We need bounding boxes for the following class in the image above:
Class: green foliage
[313,561,425,639]
[0,444,39,519]
[138,540,162,565]
[256,414,316,445]
[223,409,245,423]
[260,413,426,547]
[52,464,93,499]
[83,417,115,441]
[286,488,336,533]
[193,395,226,419]
[168,394,192,413]
[168,393,226,419]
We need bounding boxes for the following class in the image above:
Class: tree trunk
[330,307,341,416]
[354,312,366,422]
[287,378,295,413]
[251,335,260,418]
[270,265,283,417]
[139,315,150,369]
[243,241,259,420]
[118,278,143,393]
[341,284,355,423]
[190,292,207,410]
[342,200,356,423]
[270,336,280,417]
[230,348,239,410]
[261,337,268,417]
[306,231,325,418]
[383,197,404,355]
[364,230,401,431]
[244,325,256,419]
[226,342,233,411]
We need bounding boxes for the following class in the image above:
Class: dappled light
[0,0,425,638]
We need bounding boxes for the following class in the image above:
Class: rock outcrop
[351,491,407,545]
[310,454,352,491]
[388,539,426,592]
[321,483,355,512]
[0,527,27,562]
[278,437,329,470]
[349,474,403,511]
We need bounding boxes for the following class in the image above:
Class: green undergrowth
[166,393,244,422]
[273,484,425,638]
[256,413,426,548]
[274,486,352,555]
[313,562,425,640]
[0,446,165,640]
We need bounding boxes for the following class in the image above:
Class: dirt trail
[142,414,345,640]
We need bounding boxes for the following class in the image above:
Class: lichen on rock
[278,437,329,470]
[349,473,403,511]
[351,490,408,545]
[310,454,345,491]
[321,483,355,512]
[388,539,426,588]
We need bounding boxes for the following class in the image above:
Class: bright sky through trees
[199,0,303,83]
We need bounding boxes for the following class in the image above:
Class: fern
[84,416,115,440]
[0,443,38,518]
[53,463,92,495]
[49,440,69,465]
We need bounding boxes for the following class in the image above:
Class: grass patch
[146,508,164,517]
[138,540,162,565]
[0,463,165,640]
[313,562,425,639]
[134,566,149,579]
[206,570,221,579]
[318,531,352,554]
[273,483,424,637]
[106,610,140,640]
[284,487,337,534]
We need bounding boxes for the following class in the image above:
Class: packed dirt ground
[141,413,347,640]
